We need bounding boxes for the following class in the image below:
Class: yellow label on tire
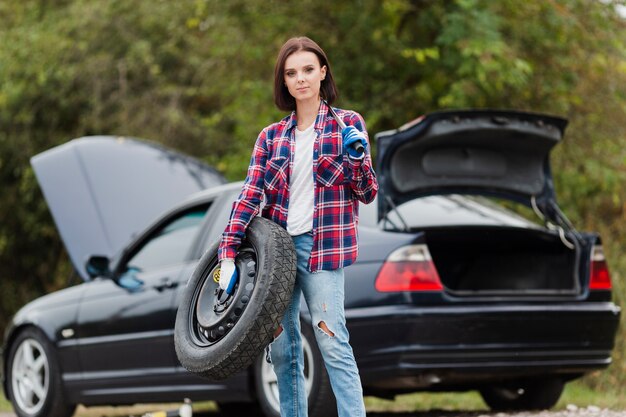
[213,268,221,283]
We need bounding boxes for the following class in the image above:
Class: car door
[74,204,210,392]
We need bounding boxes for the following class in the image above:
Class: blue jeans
[268,232,366,417]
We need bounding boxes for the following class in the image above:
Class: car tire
[253,321,338,417]
[175,216,297,380]
[479,378,565,411]
[6,327,76,417]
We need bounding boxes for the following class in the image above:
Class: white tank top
[286,121,316,236]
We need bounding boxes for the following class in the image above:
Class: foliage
[0,0,625,391]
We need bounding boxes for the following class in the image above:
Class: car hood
[375,109,568,218]
[31,136,226,281]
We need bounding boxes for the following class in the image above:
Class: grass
[557,379,626,410]
[0,379,624,416]
[364,380,626,413]
[364,390,488,413]
[70,402,218,417]
[0,393,10,412]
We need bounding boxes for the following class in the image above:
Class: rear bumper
[347,302,621,392]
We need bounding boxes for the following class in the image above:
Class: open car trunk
[375,110,590,297]
[423,226,581,296]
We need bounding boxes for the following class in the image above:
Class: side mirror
[85,255,111,278]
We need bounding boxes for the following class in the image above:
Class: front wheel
[479,378,565,411]
[6,327,76,417]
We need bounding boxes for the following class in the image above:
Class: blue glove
[219,259,238,295]
[341,126,367,159]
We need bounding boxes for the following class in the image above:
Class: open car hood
[31,136,226,281]
[375,109,568,219]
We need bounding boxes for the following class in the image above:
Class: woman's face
[283,50,327,104]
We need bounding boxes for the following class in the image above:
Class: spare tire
[174,216,297,380]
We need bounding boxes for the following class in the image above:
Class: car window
[200,190,240,253]
[126,207,208,271]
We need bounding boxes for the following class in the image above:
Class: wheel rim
[260,332,315,413]
[11,338,50,415]
[190,248,257,346]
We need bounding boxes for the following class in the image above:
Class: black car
[1,111,621,417]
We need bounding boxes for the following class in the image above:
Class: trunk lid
[375,110,568,221]
[31,136,226,281]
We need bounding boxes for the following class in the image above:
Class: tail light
[589,245,612,290]
[375,244,444,292]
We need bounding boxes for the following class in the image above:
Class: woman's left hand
[341,126,367,159]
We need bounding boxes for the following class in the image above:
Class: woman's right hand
[219,259,238,295]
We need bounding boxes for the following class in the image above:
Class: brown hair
[274,37,338,111]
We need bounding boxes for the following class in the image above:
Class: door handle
[154,278,178,292]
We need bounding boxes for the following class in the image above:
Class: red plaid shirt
[218,101,378,272]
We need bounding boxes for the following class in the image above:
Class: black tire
[252,320,337,417]
[175,216,297,380]
[479,378,565,411]
[6,327,76,417]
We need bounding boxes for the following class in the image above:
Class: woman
[217,36,378,417]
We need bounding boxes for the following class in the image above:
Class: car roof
[179,181,244,207]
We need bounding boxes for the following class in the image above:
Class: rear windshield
[368,195,542,231]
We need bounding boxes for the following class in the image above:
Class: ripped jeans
[268,231,365,417]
